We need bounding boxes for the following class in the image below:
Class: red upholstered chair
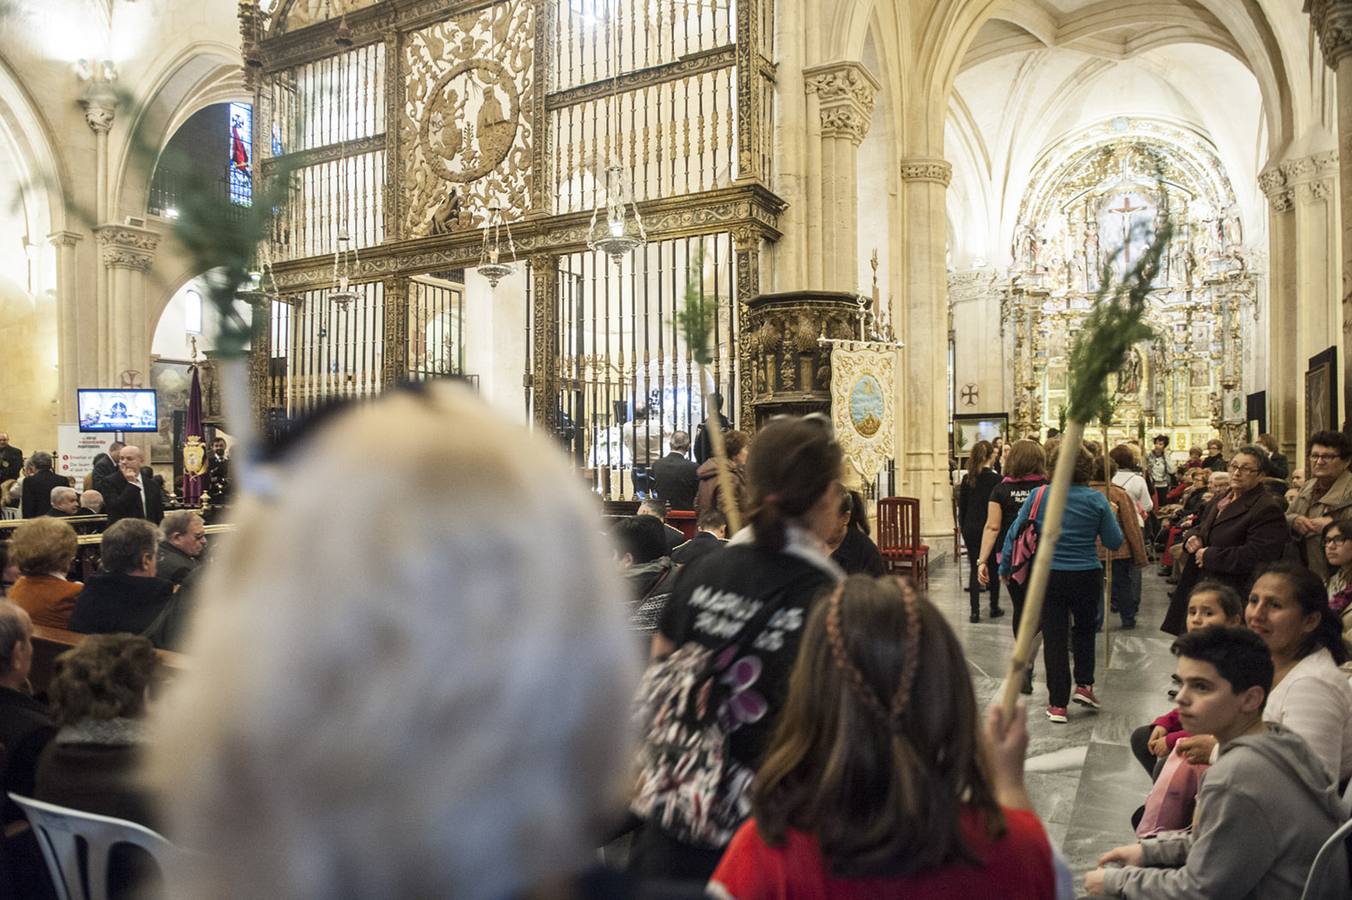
[666,509,698,541]
[876,497,929,589]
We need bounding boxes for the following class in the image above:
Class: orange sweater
[10,575,83,629]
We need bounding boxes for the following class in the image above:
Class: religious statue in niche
[1119,347,1143,397]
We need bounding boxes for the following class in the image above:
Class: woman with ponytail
[709,576,1065,899]
[635,417,846,882]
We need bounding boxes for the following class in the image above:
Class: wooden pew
[28,625,189,696]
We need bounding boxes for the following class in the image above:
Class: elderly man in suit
[104,445,164,525]
[651,431,699,511]
[157,510,206,587]
[46,486,80,517]
[20,453,68,519]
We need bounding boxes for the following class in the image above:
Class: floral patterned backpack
[630,594,787,849]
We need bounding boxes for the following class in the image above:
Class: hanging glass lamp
[329,232,358,310]
[477,205,517,288]
[587,164,646,265]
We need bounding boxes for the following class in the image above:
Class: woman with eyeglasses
[1321,518,1352,663]
[1162,446,1288,635]
[1288,430,1352,580]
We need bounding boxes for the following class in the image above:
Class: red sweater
[1151,708,1191,750]
[709,807,1054,900]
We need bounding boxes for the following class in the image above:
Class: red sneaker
[1073,685,1101,709]
[1046,705,1068,724]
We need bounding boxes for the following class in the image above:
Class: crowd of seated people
[4,393,1352,900]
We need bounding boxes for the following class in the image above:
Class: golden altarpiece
[238,0,787,496]
[1000,120,1258,449]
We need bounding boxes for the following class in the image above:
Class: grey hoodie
[1102,723,1348,899]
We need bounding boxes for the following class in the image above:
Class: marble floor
[926,555,1179,878]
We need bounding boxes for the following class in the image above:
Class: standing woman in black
[959,441,1004,623]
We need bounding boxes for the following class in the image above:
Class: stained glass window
[228,102,253,207]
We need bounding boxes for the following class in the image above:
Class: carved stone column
[1287,152,1341,447]
[897,158,954,538]
[803,62,879,291]
[529,255,560,433]
[95,225,159,390]
[245,293,273,431]
[381,275,410,389]
[1306,0,1352,428]
[1260,167,1300,458]
[48,231,83,421]
[733,228,761,430]
[81,81,118,382]
[734,0,765,184]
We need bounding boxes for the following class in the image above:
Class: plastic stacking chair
[876,497,929,590]
[1300,814,1352,899]
[9,793,174,900]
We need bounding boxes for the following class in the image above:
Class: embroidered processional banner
[829,343,897,483]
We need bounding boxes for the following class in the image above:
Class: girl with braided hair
[710,575,1067,899]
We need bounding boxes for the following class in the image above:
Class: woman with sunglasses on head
[1161,446,1288,635]
[708,575,1068,899]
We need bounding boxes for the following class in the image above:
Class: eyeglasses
[1310,453,1344,462]
[1227,463,1259,475]
[1325,535,1350,547]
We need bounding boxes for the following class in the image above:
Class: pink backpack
[1008,487,1047,585]
[1136,751,1207,837]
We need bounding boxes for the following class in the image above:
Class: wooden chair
[876,497,929,590]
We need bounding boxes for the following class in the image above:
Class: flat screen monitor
[77,389,159,433]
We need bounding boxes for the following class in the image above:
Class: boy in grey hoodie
[1085,625,1348,899]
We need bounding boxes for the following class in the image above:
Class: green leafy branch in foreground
[172,170,293,359]
[675,246,713,366]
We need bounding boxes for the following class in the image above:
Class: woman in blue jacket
[1001,441,1123,724]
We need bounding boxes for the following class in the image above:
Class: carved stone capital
[1258,166,1287,196]
[95,224,160,271]
[79,81,118,134]
[1279,150,1341,182]
[46,230,83,249]
[804,61,880,145]
[81,102,116,134]
[1306,0,1352,67]
[899,158,953,186]
[1296,179,1333,203]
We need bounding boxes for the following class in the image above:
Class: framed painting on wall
[952,413,1008,460]
[149,359,193,464]
[1306,347,1338,440]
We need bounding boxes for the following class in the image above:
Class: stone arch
[0,57,69,246]
[111,42,248,222]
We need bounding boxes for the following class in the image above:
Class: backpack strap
[1028,485,1047,520]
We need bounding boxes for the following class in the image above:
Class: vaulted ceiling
[943,0,1328,270]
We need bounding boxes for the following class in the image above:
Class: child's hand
[1147,725,1168,757]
